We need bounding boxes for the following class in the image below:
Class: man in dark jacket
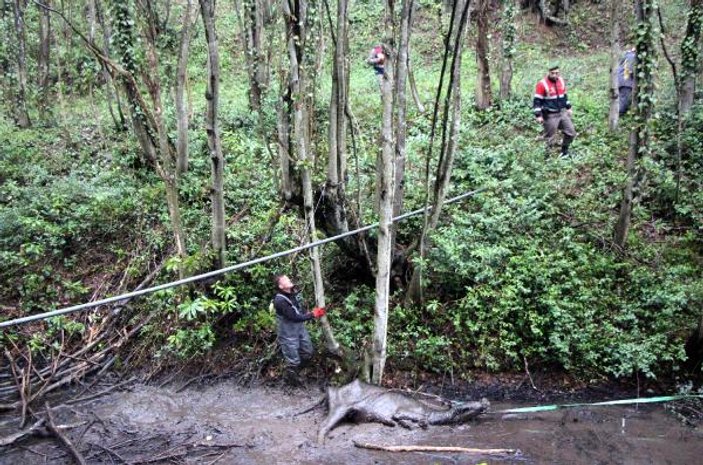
[533,65,576,158]
[617,47,637,115]
[273,275,325,386]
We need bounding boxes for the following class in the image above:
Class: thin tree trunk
[283,0,342,356]
[407,59,425,113]
[608,0,621,130]
[499,0,516,101]
[325,0,350,241]
[371,0,396,386]
[175,0,194,175]
[37,0,52,123]
[200,0,227,269]
[11,0,31,128]
[475,0,492,110]
[142,1,188,274]
[235,0,266,111]
[392,0,413,252]
[277,74,293,200]
[614,0,655,249]
[406,0,471,304]
[95,0,127,131]
[678,0,702,116]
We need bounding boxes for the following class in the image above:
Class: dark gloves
[312,307,326,318]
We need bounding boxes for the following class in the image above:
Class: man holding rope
[272,275,326,386]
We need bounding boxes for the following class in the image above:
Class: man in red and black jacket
[533,65,576,158]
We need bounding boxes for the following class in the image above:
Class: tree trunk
[142,0,188,274]
[392,0,413,244]
[37,0,52,123]
[475,0,492,110]
[371,0,396,386]
[236,0,267,111]
[499,0,516,101]
[283,0,342,356]
[614,0,655,250]
[175,0,195,175]
[407,59,425,113]
[406,0,471,304]
[326,0,350,246]
[277,75,293,200]
[608,0,621,130]
[200,0,227,269]
[95,0,127,131]
[11,0,31,128]
[678,0,702,116]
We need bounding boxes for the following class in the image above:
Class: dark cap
[548,64,560,71]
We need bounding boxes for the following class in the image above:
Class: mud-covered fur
[317,379,489,443]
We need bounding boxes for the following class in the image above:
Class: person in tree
[533,64,576,158]
[367,44,386,76]
[617,46,637,115]
[273,275,326,386]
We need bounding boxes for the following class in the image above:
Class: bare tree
[679,0,703,116]
[95,0,127,131]
[325,0,350,248]
[499,0,516,101]
[175,0,196,174]
[608,0,621,130]
[406,0,471,304]
[235,0,269,111]
[199,0,227,268]
[137,0,190,274]
[282,0,342,356]
[11,0,31,128]
[37,0,52,123]
[475,0,492,110]
[614,0,656,249]
[371,0,397,385]
[392,0,414,241]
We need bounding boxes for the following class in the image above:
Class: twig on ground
[87,441,129,464]
[45,402,88,465]
[292,396,325,417]
[0,418,45,447]
[67,376,137,405]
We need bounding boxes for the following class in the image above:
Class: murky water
[1,382,701,464]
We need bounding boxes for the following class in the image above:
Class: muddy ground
[1,374,702,465]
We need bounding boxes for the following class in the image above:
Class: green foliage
[1,0,700,385]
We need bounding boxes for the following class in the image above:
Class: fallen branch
[0,418,45,448]
[45,402,88,465]
[86,441,129,464]
[66,376,137,405]
[353,441,519,455]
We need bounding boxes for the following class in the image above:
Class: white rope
[0,187,488,328]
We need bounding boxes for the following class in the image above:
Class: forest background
[0,0,702,404]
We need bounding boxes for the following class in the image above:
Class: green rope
[493,394,703,414]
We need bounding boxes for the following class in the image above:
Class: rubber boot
[560,135,574,158]
[285,367,304,387]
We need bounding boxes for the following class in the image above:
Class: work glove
[312,307,326,318]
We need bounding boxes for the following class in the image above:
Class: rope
[491,394,703,414]
[0,187,489,328]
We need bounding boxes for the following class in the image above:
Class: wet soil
[1,377,701,465]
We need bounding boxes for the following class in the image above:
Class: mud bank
[1,380,701,464]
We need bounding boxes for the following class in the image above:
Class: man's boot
[560,134,574,158]
[285,366,303,387]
